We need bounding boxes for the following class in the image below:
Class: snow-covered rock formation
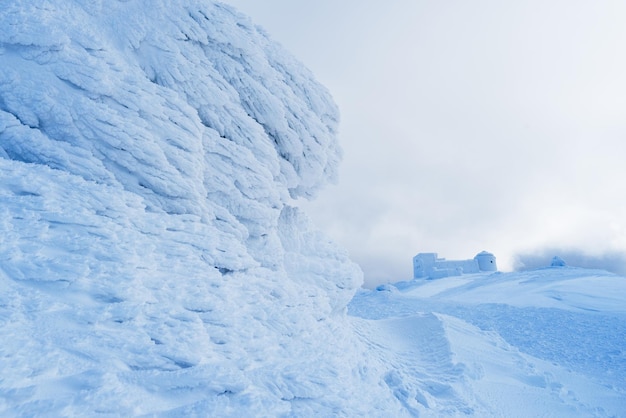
[0,1,401,415]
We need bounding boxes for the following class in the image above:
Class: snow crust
[351,268,626,417]
[0,1,397,416]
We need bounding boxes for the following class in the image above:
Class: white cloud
[228,0,626,287]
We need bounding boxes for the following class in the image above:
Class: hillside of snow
[350,267,626,416]
[1,1,625,417]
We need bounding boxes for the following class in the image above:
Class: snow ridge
[0,1,401,416]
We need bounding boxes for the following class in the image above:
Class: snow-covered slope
[0,1,402,416]
[350,268,626,417]
[2,1,624,417]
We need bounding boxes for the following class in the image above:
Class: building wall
[435,259,480,274]
[413,252,495,279]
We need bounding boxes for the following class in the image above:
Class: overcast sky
[226,0,626,287]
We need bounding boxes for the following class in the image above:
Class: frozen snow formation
[413,251,497,279]
[551,256,567,267]
[0,1,403,416]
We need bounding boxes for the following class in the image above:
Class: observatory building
[413,251,497,279]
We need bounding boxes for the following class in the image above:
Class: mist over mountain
[514,249,626,276]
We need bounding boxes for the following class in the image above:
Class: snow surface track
[350,269,626,417]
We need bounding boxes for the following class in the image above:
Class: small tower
[413,253,437,278]
[475,251,497,272]
[550,256,567,267]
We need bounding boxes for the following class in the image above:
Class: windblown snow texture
[0,1,398,416]
[4,2,624,417]
[351,268,626,417]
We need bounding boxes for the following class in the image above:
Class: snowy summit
[1,1,625,417]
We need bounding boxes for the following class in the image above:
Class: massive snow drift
[0,1,396,415]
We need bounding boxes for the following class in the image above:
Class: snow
[0,1,385,415]
[350,269,626,416]
[1,0,625,416]
[551,255,567,267]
